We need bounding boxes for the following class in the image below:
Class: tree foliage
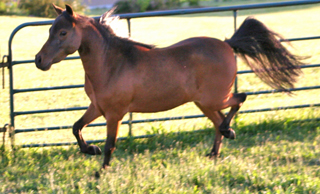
[0,0,84,17]
[0,0,19,15]
[115,0,187,13]
[18,0,85,17]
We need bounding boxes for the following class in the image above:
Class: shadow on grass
[105,117,320,162]
[117,117,319,151]
[2,117,319,168]
[1,118,319,194]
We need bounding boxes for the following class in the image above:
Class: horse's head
[35,4,81,71]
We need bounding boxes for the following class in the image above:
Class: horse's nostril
[35,55,42,65]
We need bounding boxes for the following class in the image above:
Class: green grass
[1,118,320,193]
[0,1,320,193]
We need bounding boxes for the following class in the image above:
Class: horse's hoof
[95,171,101,178]
[228,129,236,140]
[206,152,218,159]
[95,165,109,178]
[87,145,102,155]
[221,129,236,139]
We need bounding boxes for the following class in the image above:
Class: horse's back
[127,37,237,112]
[164,37,237,108]
[161,37,236,74]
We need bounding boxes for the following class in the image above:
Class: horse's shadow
[4,118,318,169]
[110,117,320,159]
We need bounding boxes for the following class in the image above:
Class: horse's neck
[78,24,126,88]
[78,25,109,75]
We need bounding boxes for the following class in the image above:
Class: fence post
[9,124,15,150]
[8,44,15,148]
[126,18,133,137]
[233,10,239,128]
[233,10,238,95]
[126,18,131,37]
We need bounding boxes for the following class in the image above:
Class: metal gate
[1,0,320,148]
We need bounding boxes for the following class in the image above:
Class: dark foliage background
[0,0,84,17]
[114,0,198,13]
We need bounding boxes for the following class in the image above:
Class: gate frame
[4,0,320,148]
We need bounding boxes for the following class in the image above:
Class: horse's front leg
[102,118,121,169]
[73,103,102,155]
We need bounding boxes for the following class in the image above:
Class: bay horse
[35,4,303,173]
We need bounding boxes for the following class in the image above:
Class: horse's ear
[65,4,74,16]
[52,4,63,15]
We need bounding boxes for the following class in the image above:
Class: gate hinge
[0,55,9,68]
[1,55,9,89]
[0,124,8,133]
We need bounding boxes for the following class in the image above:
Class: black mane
[93,17,155,50]
[66,11,155,64]
[87,17,155,64]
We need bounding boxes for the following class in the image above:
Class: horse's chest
[84,75,133,115]
[84,75,107,110]
[84,81,98,106]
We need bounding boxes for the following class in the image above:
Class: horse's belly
[128,90,190,113]
[128,100,186,113]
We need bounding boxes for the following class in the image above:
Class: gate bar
[9,63,320,95]
[13,84,84,93]
[12,84,320,117]
[18,115,320,148]
[117,0,320,19]
[19,109,320,148]
[14,103,320,134]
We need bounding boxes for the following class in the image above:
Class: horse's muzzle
[35,54,51,71]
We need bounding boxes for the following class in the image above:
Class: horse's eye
[60,31,67,36]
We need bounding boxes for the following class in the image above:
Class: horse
[35,4,303,173]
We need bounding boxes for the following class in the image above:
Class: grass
[0,0,320,193]
[1,118,320,193]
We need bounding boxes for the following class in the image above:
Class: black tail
[225,17,304,91]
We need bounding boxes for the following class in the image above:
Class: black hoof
[95,171,100,178]
[95,166,108,178]
[228,129,236,139]
[87,145,102,155]
[221,129,236,139]
[206,152,218,159]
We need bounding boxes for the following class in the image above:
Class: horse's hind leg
[195,102,225,158]
[219,93,247,139]
[73,103,102,155]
